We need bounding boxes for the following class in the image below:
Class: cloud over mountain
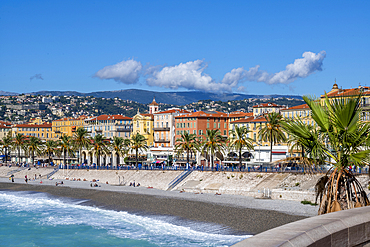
[221,51,326,86]
[146,60,231,92]
[94,59,142,84]
[94,51,326,92]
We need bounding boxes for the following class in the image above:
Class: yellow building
[321,83,370,122]
[281,104,314,126]
[132,109,154,146]
[12,121,53,140]
[52,115,88,138]
[0,121,12,139]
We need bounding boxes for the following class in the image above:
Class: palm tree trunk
[239,148,242,169]
[211,151,214,170]
[270,135,273,163]
[18,147,20,164]
[187,150,189,167]
[135,148,138,167]
[63,150,66,168]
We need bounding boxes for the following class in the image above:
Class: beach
[0,177,317,235]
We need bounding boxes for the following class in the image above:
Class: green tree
[175,132,199,166]
[44,140,59,165]
[228,125,254,169]
[26,136,43,165]
[201,129,225,170]
[13,133,27,164]
[111,136,128,166]
[59,135,74,166]
[282,118,326,168]
[90,134,110,167]
[258,112,286,163]
[129,133,148,167]
[284,94,370,214]
[0,131,13,165]
[73,127,90,164]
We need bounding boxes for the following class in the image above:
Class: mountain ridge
[1,89,302,105]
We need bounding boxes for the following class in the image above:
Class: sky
[1,0,369,97]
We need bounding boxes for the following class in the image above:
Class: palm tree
[175,132,199,166]
[73,127,90,164]
[0,131,13,165]
[129,133,148,167]
[284,94,370,214]
[90,134,110,167]
[13,133,26,164]
[228,125,254,169]
[201,129,225,170]
[111,136,127,166]
[59,135,74,166]
[281,118,326,169]
[258,112,287,163]
[44,140,58,165]
[26,136,43,165]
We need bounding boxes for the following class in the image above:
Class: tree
[281,118,326,168]
[175,132,199,166]
[13,133,26,164]
[0,131,13,165]
[44,140,58,165]
[283,94,370,214]
[90,134,110,167]
[26,136,42,165]
[59,135,74,166]
[111,136,128,166]
[228,125,254,169]
[73,127,90,164]
[258,112,286,163]
[201,129,225,170]
[129,133,148,167]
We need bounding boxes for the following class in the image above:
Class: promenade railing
[56,164,369,175]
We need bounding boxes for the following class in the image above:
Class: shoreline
[0,179,316,235]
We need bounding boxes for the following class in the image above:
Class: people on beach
[25,175,28,183]
[10,174,14,182]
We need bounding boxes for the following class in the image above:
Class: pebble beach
[0,176,318,235]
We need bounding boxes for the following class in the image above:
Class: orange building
[174,111,229,141]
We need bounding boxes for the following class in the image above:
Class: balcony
[155,139,170,143]
[153,127,170,131]
[116,128,131,132]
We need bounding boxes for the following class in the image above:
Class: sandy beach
[0,177,318,235]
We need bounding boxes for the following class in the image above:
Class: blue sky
[1,0,369,97]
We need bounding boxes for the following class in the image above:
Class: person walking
[25,175,28,183]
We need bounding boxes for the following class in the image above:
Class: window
[207,123,209,128]
[224,130,226,135]
[214,123,216,128]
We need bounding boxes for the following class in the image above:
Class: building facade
[84,114,132,139]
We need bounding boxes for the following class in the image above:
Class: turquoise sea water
[0,191,249,247]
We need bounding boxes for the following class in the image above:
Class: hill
[30,89,302,105]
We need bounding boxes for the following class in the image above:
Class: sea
[0,190,250,247]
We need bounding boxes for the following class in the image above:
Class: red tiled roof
[281,104,309,111]
[325,87,370,98]
[253,102,282,108]
[0,120,12,127]
[86,114,132,121]
[231,115,267,123]
[175,111,229,118]
[149,98,159,106]
[228,112,253,117]
[155,109,191,114]
[15,123,52,128]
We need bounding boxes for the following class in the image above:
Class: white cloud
[222,51,326,86]
[94,59,142,84]
[146,60,231,92]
